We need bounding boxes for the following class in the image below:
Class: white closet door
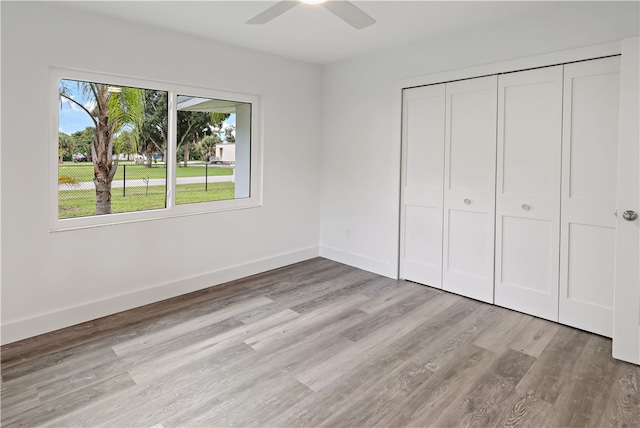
[495,66,563,321]
[560,57,621,337]
[442,76,497,303]
[400,85,445,287]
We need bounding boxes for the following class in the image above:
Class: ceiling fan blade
[322,1,376,30]
[246,1,299,25]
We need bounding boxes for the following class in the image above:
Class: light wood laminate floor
[2,258,639,427]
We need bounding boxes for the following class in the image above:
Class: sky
[58,80,96,134]
[58,79,236,140]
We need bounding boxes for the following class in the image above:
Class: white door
[495,66,563,321]
[559,57,621,337]
[442,76,497,303]
[613,37,640,364]
[400,84,445,287]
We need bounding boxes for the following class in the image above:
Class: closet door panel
[495,66,563,321]
[442,76,497,303]
[501,83,557,197]
[501,217,554,293]
[447,209,490,276]
[560,57,620,337]
[400,85,446,287]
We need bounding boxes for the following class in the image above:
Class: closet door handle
[522,204,530,211]
[622,210,638,221]
[464,199,471,205]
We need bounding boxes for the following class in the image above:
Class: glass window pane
[175,95,251,205]
[58,79,168,218]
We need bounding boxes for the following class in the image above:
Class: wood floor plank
[508,315,560,358]
[271,298,490,426]
[125,310,299,385]
[234,265,370,324]
[355,276,410,298]
[356,282,429,314]
[243,293,369,352]
[473,307,533,352]
[600,363,640,427]
[264,263,364,302]
[1,345,120,388]
[1,279,252,369]
[120,334,353,427]
[496,390,553,428]
[3,372,136,428]
[35,351,125,402]
[168,376,313,427]
[541,335,626,427]
[516,325,592,404]
[0,388,40,424]
[1,258,635,428]
[111,295,273,358]
[431,348,536,427]
[126,338,256,385]
[341,285,439,342]
[0,384,38,410]
[418,303,499,372]
[46,343,252,427]
[317,358,435,427]
[238,257,342,291]
[267,333,439,427]
[294,292,460,391]
[375,343,496,427]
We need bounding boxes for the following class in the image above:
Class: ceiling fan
[247,0,376,30]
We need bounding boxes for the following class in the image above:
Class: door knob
[622,210,638,221]
[522,204,530,211]
[464,199,471,205]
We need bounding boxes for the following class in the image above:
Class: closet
[400,56,621,336]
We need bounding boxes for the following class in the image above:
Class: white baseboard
[1,246,319,345]
[319,245,397,279]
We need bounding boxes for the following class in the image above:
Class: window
[51,68,261,230]
[58,79,168,218]
[175,95,252,205]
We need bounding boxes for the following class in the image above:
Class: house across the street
[211,143,235,164]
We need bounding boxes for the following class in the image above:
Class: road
[59,175,233,191]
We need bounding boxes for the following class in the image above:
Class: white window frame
[49,67,263,231]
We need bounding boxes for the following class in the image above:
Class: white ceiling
[59,1,640,65]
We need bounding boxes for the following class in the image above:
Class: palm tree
[60,81,145,214]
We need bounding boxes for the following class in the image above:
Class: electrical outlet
[345,229,351,240]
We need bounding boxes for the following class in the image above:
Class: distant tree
[60,81,145,214]
[176,110,230,166]
[200,134,222,161]
[224,125,236,144]
[58,132,75,162]
[114,130,137,160]
[139,90,168,167]
[210,112,228,134]
[71,127,94,160]
[177,111,213,167]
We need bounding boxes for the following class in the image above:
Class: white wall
[0,2,322,344]
[319,3,639,278]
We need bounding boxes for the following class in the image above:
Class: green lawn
[59,162,232,183]
[59,182,235,219]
